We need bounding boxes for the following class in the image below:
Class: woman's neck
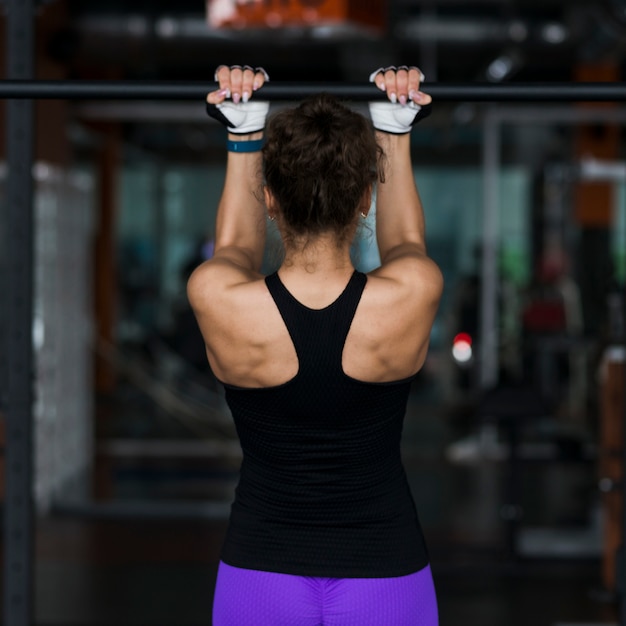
[281,232,353,276]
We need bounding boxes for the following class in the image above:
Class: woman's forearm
[214,130,267,271]
[375,131,427,262]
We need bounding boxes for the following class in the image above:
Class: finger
[230,66,244,103]
[371,70,386,91]
[252,67,268,92]
[214,65,232,98]
[383,68,398,103]
[206,89,228,105]
[405,67,432,105]
[241,66,256,103]
[396,67,409,105]
[207,65,232,104]
[368,68,386,91]
[407,67,421,103]
[414,90,432,105]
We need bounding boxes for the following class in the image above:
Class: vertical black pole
[621,190,626,626]
[3,0,35,625]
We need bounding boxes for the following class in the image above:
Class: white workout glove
[367,67,432,134]
[206,65,270,134]
[206,100,270,134]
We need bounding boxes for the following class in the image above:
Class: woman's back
[190,250,441,389]
[218,268,430,577]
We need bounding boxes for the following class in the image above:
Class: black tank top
[220,270,429,578]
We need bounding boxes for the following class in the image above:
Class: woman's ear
[264,186,276,219]
[359,185,373,218]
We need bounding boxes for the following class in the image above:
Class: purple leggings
[212,561,438,626]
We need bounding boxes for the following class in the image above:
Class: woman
[188,65,443,626]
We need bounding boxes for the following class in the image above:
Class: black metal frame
[0,80,626,101]
[3,2,35,626]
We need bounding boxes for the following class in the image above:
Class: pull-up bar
[1,80,626,102]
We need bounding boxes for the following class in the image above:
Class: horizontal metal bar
[1,80,626,102]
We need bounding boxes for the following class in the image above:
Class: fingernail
[242,91,250,103]
[225,88,231,99]
[415,91,426,102]
[408,89,417,101]
[378,82,386,91]
[233,92,241,104]
[218,89,229,97]
[390,92,397,104]
[253,81,261,91]
[399,94,407,105]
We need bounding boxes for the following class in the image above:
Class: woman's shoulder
[340,257,442,381]
[187,263,293,387]
[187,257,266,309]
[366,254,443,305]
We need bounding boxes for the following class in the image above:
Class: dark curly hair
[262,93,384,243]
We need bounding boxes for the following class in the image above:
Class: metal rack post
[3,1,35,626]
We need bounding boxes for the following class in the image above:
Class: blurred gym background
[1,0,626,624]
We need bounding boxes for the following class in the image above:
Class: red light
[453,332,472,346]
[452,332,473,364]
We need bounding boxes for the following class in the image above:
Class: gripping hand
[368,66,432,134]
[206,65,270,134]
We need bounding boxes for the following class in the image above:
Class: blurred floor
[1,373,620,625]
[11,518,614,626]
